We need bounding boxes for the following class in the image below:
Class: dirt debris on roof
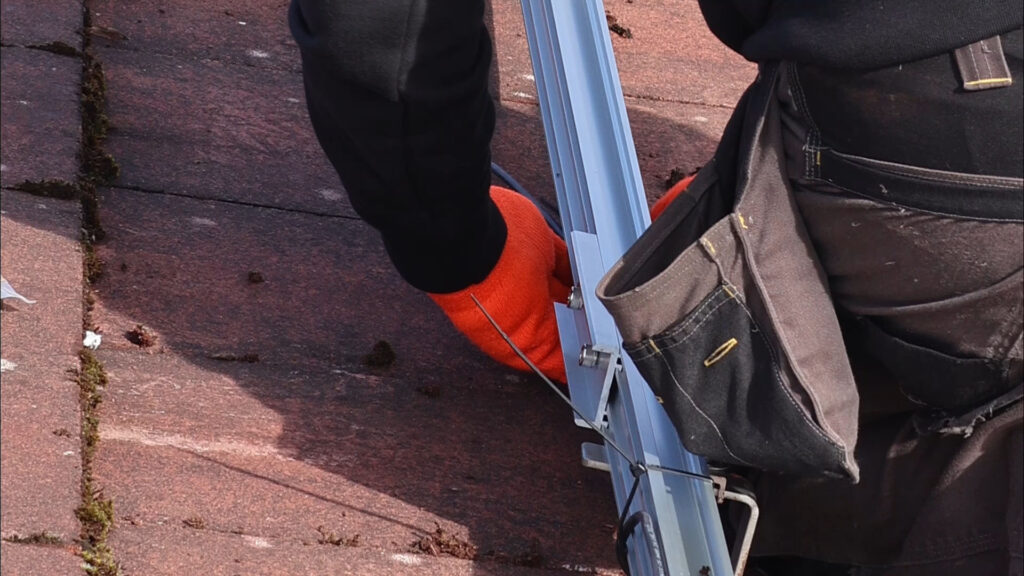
[411,522,477,560]
[606,11,633,39]
[126,323,158,348]
[362,339,396,369]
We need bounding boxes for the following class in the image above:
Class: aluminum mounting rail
[518,1,736,575]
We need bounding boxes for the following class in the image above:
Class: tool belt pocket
[597,64,861,480]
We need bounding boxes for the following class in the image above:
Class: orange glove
[429,186,572,383]
[650,173,696,220]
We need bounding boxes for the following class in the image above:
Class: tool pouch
[597,64,860,480]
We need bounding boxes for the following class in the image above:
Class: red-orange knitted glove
[429,186,572,383]
[650,173,696,220]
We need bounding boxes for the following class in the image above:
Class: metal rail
[518,1,736,575]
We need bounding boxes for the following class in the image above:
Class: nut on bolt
[579,344,603,367]
[567,286,584,309]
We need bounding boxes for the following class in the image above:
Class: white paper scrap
[83,331,102,350]
[0,276,36,304]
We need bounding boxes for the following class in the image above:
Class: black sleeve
[699,0,1023,69]
[697,0,771,59]
[289,0,506,293]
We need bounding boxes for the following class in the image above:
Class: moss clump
[28,41,82,58]
[71,17,122,576]
[2,532,64,545]
[78,349,108,391]
[81,544,120,576]
[207,352,260,363]
[79,45,116,246]
[12,179,78,199]
[80,187,106,244]
[80,54,108,151]
[83,150,119,187]
[83,242,104,285]
[77,349,106,466]
[76,467,117,575]
[76,349,120,575]
[76,490,113,543]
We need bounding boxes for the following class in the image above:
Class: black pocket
[625,285,849,476]
[816,148,1024,221]
[855,316,1007,412]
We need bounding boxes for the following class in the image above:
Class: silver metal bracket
[555,230,625,429]
[555,303,619,430]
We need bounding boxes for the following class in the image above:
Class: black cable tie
[630,462,648,478]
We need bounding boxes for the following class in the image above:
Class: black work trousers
[751,33,1023,575]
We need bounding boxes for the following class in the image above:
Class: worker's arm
[289,0,502,294]
[289,0,569,380]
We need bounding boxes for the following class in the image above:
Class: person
[287,2,1023,574]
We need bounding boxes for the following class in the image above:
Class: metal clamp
[567,285,585,310]
[555,232,625,429]
[580,344,620,422]
[711,475,760,576]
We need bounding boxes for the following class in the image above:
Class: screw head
[579,345,600,367]
[567,286,583,309]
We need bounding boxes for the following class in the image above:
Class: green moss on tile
[11,179,78,199]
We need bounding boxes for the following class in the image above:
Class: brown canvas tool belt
[596,63,860,481]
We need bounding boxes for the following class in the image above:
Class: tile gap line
[1,186,72,193]
[0,41,86,58]
[622,93,737,109]
[105,184,363,221]
[498,94,735,110]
